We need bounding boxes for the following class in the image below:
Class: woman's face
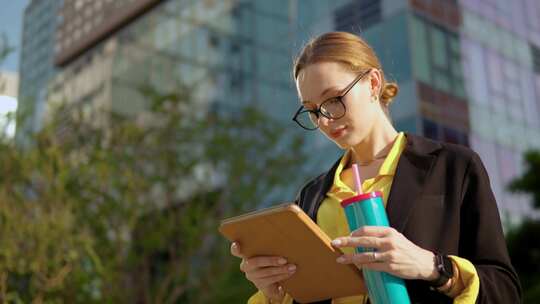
[295,62,384,149]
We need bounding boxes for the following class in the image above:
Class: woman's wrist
[420,249,439,281]
[438,260,460,297]
[435,276,454,293]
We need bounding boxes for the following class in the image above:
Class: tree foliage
[0,82,306,303]
[507,150,540,303]
[508,151,540,209]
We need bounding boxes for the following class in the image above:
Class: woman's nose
[318,115,334,127]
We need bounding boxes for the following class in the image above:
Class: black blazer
[292,133,521,304]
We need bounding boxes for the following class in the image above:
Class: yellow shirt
[248,132,479,304]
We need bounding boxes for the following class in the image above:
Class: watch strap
[429,254,453,288]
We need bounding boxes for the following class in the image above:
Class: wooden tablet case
[219,203,364,303]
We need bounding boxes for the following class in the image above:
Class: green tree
[507,150,540,303]
[0,79,306,303]
[509,151,540,209]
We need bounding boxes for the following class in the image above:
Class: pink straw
[352,163,363,194]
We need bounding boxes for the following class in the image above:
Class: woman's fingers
[229,242,297,299]
[351,226,395,237]
[332,236,388,249]
[240,255,289,272]
[255,272,295,289]
[332,227,399,249]
[230,242,243,258]
[246,264,297,280]
[336,251,390,264]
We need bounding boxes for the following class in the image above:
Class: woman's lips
[329,126,347,139]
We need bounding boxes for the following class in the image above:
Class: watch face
[442,255,454,277]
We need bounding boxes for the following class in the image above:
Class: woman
[230,32,521,303]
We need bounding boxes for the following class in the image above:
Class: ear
[369,69,383,98]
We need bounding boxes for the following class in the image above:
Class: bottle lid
[340,191,383,208]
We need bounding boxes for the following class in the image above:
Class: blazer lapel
[386,133,441,233]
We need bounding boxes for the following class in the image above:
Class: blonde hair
[293,32,398,110]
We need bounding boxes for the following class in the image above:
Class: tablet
[219,203,364,303]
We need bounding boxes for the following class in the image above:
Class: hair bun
[380,82,399,105]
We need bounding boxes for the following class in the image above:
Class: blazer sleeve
[459,152,522,303]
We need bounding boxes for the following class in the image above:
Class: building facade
[34,0,313,202]
[17,0,540,224]
[289,0,540,225]
[458,0,540,224]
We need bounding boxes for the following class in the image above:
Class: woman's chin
[331,136,354,149]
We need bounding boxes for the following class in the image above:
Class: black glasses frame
[292,69,371,130]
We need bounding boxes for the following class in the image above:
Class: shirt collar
[330,131,407,193]
[378,131,407,176]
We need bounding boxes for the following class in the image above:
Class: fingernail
[288,265,296,271]
[336,257,345,263]
[278,258,287,265]
[332,239,341,246]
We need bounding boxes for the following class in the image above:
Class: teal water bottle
[341,191,411,304]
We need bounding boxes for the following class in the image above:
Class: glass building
[459,0,540,224]
[43,0,320,202]
[296,0,540,225]
[18,0,540,224]
[17,0,63,142]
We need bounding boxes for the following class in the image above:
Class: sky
[0,95,17,137]
[0,0,30,72]
[0,1,29,137]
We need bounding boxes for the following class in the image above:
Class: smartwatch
[429,253,454,288]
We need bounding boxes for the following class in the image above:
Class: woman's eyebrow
[301,86,341,104]
[319,86,341,99]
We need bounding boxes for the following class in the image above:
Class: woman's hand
[331,226,438,281]
[230,242,296,301]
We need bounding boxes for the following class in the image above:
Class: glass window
[470,135,502,202]
[535,75,540,120]
[257,0,290,18]
[255,14,289,50]
[431,27,448,69]
[468,103,492,141]
[524,0,540,32]
[410,16,431,84]
[412,15,464,99]
[485,51,506,114]
[366,13,411,83]
[443,126,467,146]
[453,81,466,100]
[492,110,514,147]
[449,34,460,55]
[334,0,382,32]
[486,50,504,95]
[520,70,540,127]
[496,146,518,188]
[531,43,540,74]
[462,38,489,105]
[433,70,451,92]
[499,30,514,59]
[422,118,439,140]
[515,41,532,68]
[502,59,524,121]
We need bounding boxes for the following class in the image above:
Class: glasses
[292,69,371,130]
